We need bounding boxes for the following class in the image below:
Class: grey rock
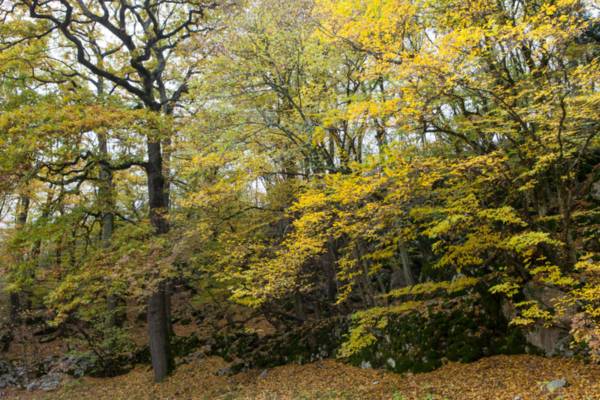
[179,350,204,365]
[525,326,565,356]
[0,360,22,389]
[0,357,79,391]
[513,284,575,356]
[0,375,17,389]
[44,354,96,377]
[386,358,396,369]
[215,367,232,376]
[360,361,372,369]
[26,373,65,392]
[200,344,212,354]
[0,361,13,376]
[546,378,568,393]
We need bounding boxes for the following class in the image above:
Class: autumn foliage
[0,0,599,391]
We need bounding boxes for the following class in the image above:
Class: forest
[0,0,599,398]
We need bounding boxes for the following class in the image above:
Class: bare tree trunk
[146,140,173,382]
[99,131,124,327]
[294,291,306,321]
[10,195,30,325]
[9,292,21,325]
[355,243,376,307]
[161,136,176,338]
[557,182,577,265]
[148,282,172,382]
[375,123,388,155]
[399,243,415,286]
[325,240,338,303]
[390,242,415,289]
[98,136,114,247]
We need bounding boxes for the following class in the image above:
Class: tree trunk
[147,282,172,382]
[96,83,114,248]
[9,292,20,325]
[98,132,125,327]
[399,243,415,286]
[145,140,173,382]
[10,195,30,325]
[325,241,338,303]
[557,182,577,265]
[391,242,415,289]
[294,291,306,321]
[355,242,376,307]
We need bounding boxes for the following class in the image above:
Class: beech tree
[2,0,223,381]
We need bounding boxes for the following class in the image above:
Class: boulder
[209,317,348,372]
[524,325,571,357]
[348,294,527,373]
[502,283,576,357]
[545,378,568,393]
[523,284,574,356]
[0,362,18,389]
[43,354,97,377]
[0,360,25,389]
[26,372,66,392]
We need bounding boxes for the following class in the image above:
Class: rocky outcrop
[347,294,528,373]
[502,283,576,357]
[0,353,97,391]
[207,317,348,373]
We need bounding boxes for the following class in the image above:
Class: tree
[1,0,226,380]
[216,0,600,356]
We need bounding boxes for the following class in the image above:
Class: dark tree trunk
[400,244,415,285]
[294,291,306,321]
[161,137,172,210]
[9,292,20,325]
[145,140,173,382]
[393,242,415,288]
[98,132,126,327]
[556,175,577,265]
[10,195,30,325]
[165,280,174,338]
[147,282,173,382]
[325,239,338,297]
[355,242,376,307]
[147,141,169,235]
[97,76,114,249]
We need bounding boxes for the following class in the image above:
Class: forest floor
[6,353,600,400]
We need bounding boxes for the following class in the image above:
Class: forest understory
[3,296,600,400]
[0,289,598,400]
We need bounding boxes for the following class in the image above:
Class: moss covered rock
[347,294,527,373]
